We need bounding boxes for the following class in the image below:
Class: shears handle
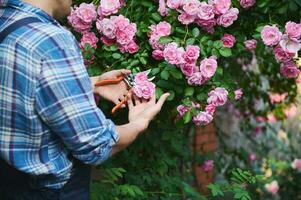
[94,76,124,87]
[111,89,133,114]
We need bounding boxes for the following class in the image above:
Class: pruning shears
[94,69,155,114]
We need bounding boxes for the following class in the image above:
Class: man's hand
[91,69,131,106]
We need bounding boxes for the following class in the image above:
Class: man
[0,0,169,199]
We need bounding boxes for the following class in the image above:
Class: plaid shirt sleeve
[34,39,119,165]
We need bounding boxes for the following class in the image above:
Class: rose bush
[68,0,301,199]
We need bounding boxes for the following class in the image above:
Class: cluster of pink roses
[68,1,138,54]
[133,72,156,100]
[261,21,301,78]
[201,160,214,172]
[221,33,257,51]
[96,15,139,53]
[158,0,239,34]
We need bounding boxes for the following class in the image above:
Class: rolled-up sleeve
[35,44,119,165]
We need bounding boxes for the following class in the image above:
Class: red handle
[95,76,124,87]
[111,90,133,114]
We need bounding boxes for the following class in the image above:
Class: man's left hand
[91,69,131,106]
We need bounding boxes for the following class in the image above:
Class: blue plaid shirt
[0,0,119,189]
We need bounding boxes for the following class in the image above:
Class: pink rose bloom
[133,82,156,100]
[273,45,295,62]
[209,0,231,15]
[184,45,200,64]
[265,181,279,195]
[284,104,297,118]
[197,2,214,20]
[256,116,266,123]
[76,3,97,24]
[166,0,183,9]
[119,40,139,54]
[111,15,130,31]
[158,0,168,16]
[244,39,257,51]
[67,8,92,33]
[183,0,201,16]
[152,50,164,60]
[177,105,190,117]
[207,87,228,106]
[234,88,243,100]
[267,113,277,123]
[178,12,195,25]
[134,72,148,84]
[254,126,262,137]
[291,159,301,170]
[285,21,301,40]
[149,37,165,50]
[199,58,218,79]
[101,36,115,46]
[280,61,300,78]
[98,0,121,16]
[201,160,214,172]
[249,153,256,161]
[96,18,116,39]
[187,72,207,85]
[221,34,236,48]
[154,21,172,36]
[193,112,213,126]
[163,42,185,65]
[80,32,99,49]
[195,18,216,34]
[279,34,301,54]
[269,92,288,104]
[216,8,239,28]
[261,25,282,46]
[205,104,216,115]
[239,0,256,9]
[180,63,196,77]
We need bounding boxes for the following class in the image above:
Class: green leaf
[219,48,232,57]
[151,68,161,75]
[138,57,147,65]
[112,53,122,59]
[141,1,153,7]
[167,90,175,101]
[207,184,224,197]
[160,70,170,80]
[155,87,164,98]
[192,27,200,37]
[158,36,173,44]
[184,87,194,96]
[130,60,139,67]
[213,41,223,49]
[186,38,195,45]
[109,45,118,51]
[183,111,192,124]
[169,69,183,79]
[151,13,162,22]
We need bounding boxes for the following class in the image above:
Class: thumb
[115,69,131,76]
[155,93,170,109]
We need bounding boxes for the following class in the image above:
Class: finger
[112,69,131,77]
[155,93,170,109]
[127,96,134,109]
[133,95,141,105]
[148,94,156,105]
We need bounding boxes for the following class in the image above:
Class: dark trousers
[0,158,91,200]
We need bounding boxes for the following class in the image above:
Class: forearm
[110,120,149,156]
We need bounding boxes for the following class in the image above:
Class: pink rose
[133,82,156,100]
[249,153,256,161]
[285,21,301,40]
[261,25,282,46]
[68,8,92,33]
[154,21,172,36]
[256,116,266,123]
[244,39,257,51]
[269,92,288,104]
[216,8,239,28]
[209,0,231,15]
[195,18,216,34]
[158,0,168,16]
[119,40,139,54]
[197,2,214,20]
[183,0,200,16]
[193,112,213,126]
[291,159,301,170]
[134,72,148,84]
[166,0,183,9]
[273,45,294,62]
[177,105,190,117]
[96,18,116,39]
[178,12,195,25]
[76,3,97,24]
[280,61,300,78]
[100,36,115,46]
[111,15,130,30]
[234,88,243,100]
[207,87,228,106]
[152,50,164,60]
[239,0,256,9]
[205,104,216,115]
[279,34,301,54]
[180,63,196,77]
[265,181,279,195]
[284,104,297,118]
[201,160,214,172]
[187,72,207,86]
[163,42,185,65]
[199,58,218,79]
[149,37,164,50]
[80,32,99,49]
[98,0,121,16]
[184,45,200,64]
[221,34,236,48]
